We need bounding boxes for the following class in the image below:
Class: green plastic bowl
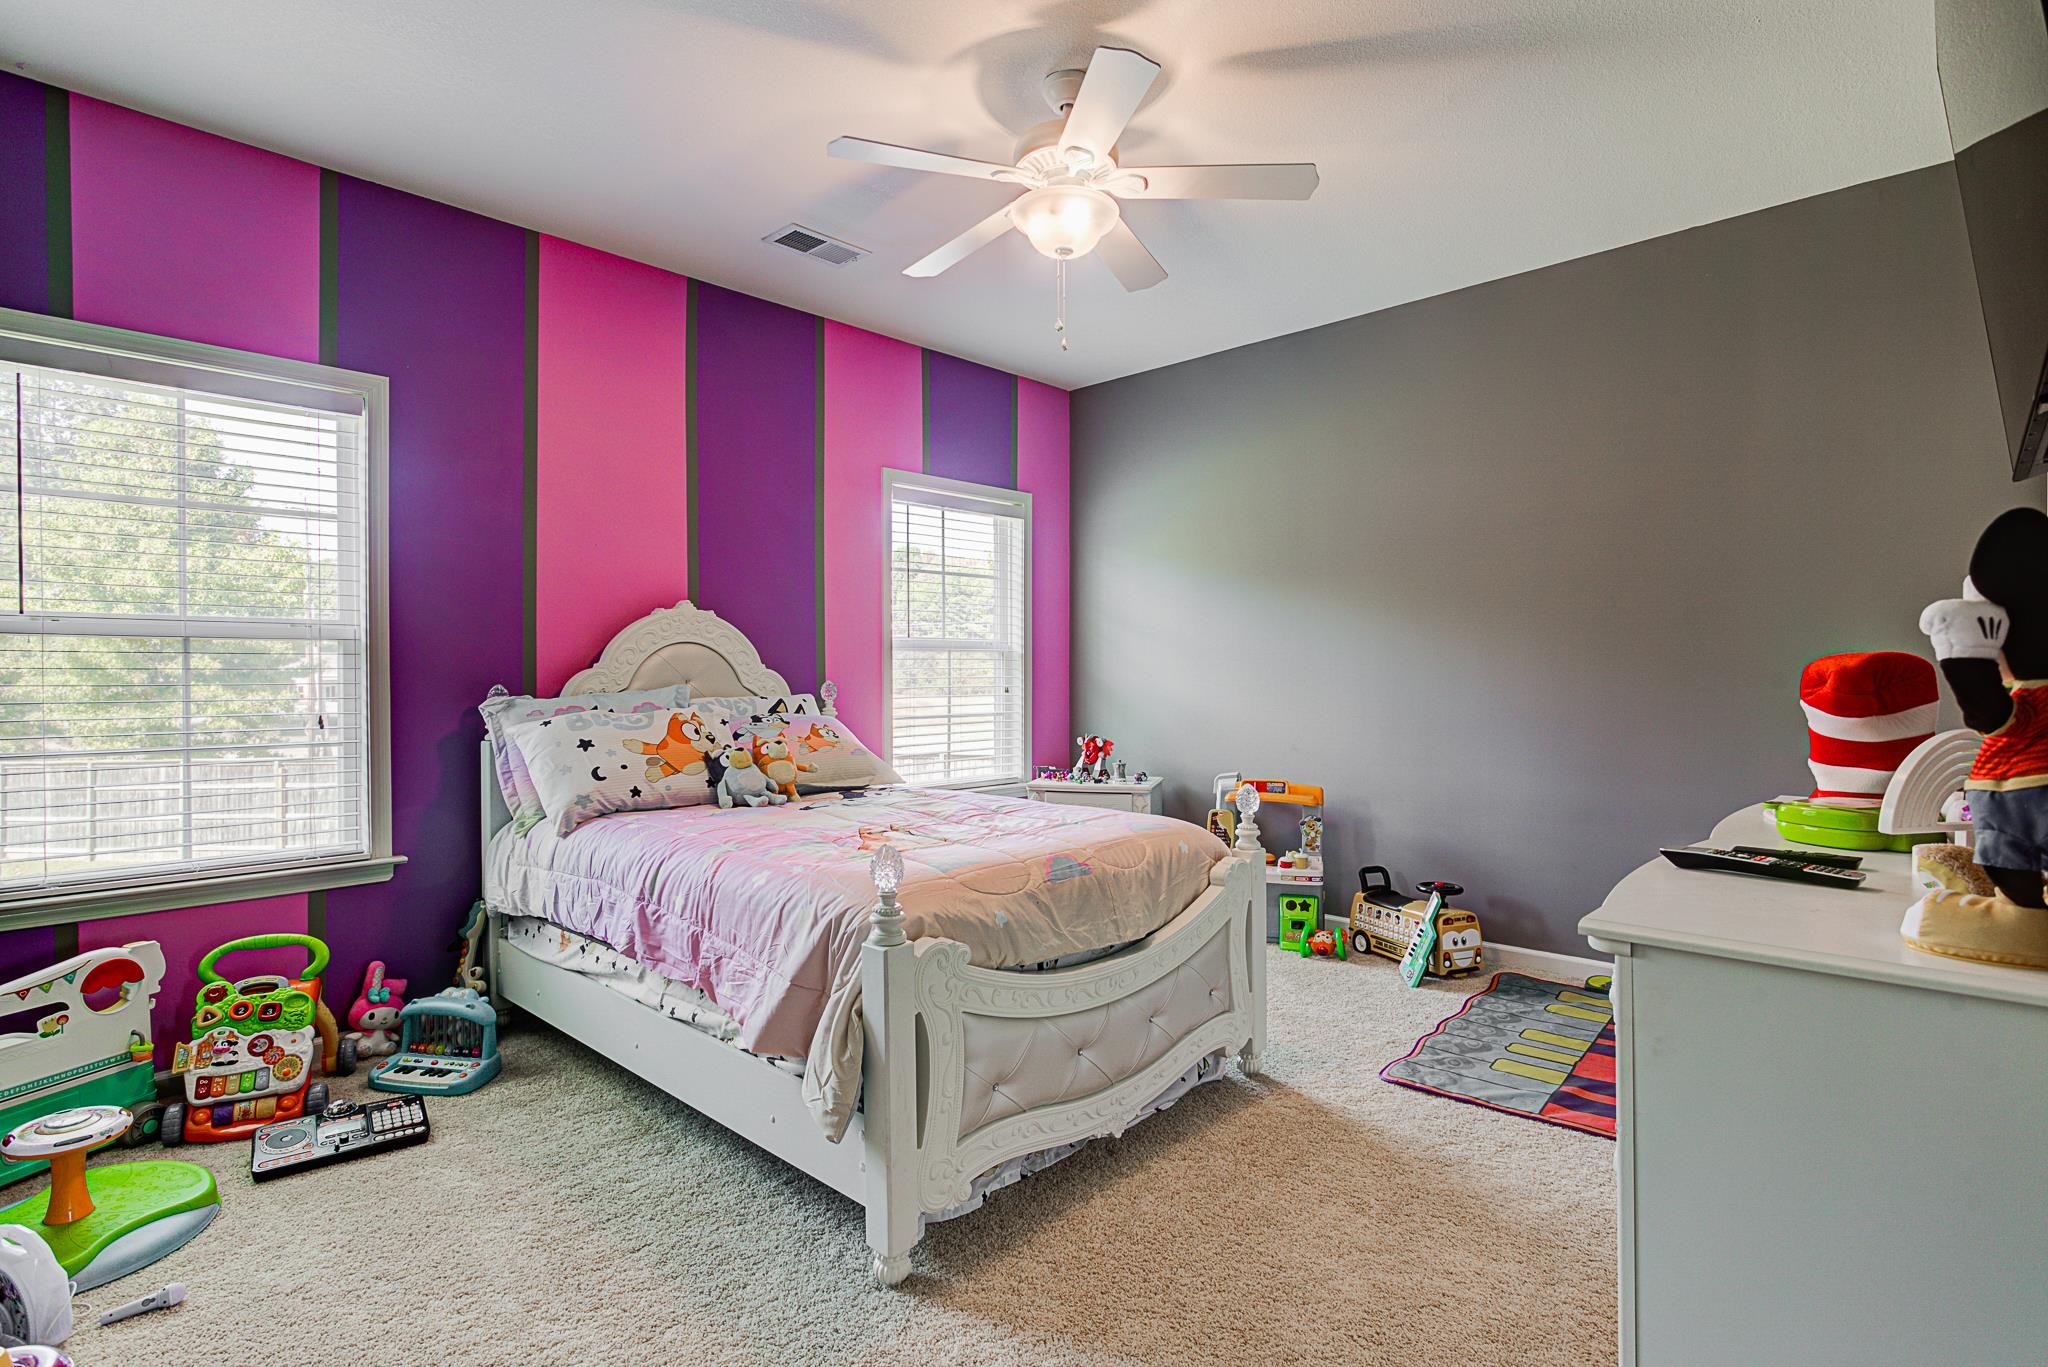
[1764,800,1933,853]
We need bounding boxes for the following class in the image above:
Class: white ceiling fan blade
[829,136,1023,183]
[1108,163,1320,200]
[1094,219,1166,291]
[903,201,1020,277]
[1058,48,1161,164]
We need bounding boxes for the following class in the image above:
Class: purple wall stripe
[0,928,58,996]
[1016,379,1071,768]
[690,283,820,686]
[923,351,1018,490]
[325,176,527,998]
[0,73,47,314]
[69,95,321,362]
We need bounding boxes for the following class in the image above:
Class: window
[0,312,390,914]
[885,471,1030,786]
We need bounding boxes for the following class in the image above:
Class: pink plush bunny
[344,960,407,1058]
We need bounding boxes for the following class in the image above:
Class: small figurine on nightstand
[1072,734,1115,783]
[1114,758,1129,783]
[345,961,407,1059]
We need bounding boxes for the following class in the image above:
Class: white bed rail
[861,801,1266,1285]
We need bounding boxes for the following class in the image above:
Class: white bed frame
[479,602,1266,1285]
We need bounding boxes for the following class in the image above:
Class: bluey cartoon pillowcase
[696,693,904,791]
[479,686,691,833]
[506,701,749,835]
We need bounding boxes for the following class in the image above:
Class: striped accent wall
[0,72,1070,1008]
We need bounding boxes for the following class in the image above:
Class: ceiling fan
[828,46,1317,346]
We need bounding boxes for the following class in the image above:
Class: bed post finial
[1232,784,1263,860]
[820,680,838,717]
[869,844,906,947]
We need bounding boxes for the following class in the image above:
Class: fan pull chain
[1053,258,1068,351]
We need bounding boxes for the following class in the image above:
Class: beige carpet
[63,948,1615,1366]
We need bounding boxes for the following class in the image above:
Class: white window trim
[881,468,1032,789]
[0,306,399,932]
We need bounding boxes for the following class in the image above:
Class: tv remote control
[1658,845,1868,889]
[1727,845,1864,869]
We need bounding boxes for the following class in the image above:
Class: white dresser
[1025,775,1164,815]
[1581,805,2048,1366]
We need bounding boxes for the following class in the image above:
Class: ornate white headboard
[559,601,791,699]
[480,602,829,860]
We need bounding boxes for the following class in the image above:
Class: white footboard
[861,843,1266,1285]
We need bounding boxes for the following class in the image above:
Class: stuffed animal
[345,960,408,1058]
[1909,507,2048,968]
[753,732,815,798]
[716,744,787,809]
[622,711,720,785]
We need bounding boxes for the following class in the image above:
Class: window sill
[0,855,407,934]
[918,777,1031,796]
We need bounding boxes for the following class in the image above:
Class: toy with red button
[161,934,356,1147]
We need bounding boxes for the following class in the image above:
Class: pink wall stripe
[534,235,690,693]
[69,96,319,361]
[1017,378,1071,768]
[822,322,922,750]
[81,894,313,1055]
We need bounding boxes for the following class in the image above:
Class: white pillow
[506,702,737,835]
[696,694,903,791]
[480,686,690,833]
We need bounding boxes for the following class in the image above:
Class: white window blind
[887,475,1028,786]
[0,359,370,897]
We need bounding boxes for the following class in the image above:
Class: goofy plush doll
[1911,506,2048,967]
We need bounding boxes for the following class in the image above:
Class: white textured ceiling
[1,0,1958,388]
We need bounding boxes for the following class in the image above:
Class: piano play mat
[1380,972,1617,1138]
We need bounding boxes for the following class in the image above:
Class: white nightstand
[1025,775,1164,815]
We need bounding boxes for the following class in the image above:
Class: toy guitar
[1398,881,1464,988]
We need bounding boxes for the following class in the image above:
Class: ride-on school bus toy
[1342,866,1485,978]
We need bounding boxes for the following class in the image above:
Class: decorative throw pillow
[479,686,691,833]
[696,693,904,792]
[506,701,752,835]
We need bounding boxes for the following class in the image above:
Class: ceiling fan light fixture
[1011,186,1120,260]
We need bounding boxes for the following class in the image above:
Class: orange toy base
[180,1090,306,1144]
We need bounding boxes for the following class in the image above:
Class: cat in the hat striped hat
[1908,508,2048,970]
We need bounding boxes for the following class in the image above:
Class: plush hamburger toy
[1908,507,2048,967]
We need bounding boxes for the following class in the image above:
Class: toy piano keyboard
[367,988,500,1096]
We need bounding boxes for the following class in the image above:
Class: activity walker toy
[0,1106,218,1292]
[0,942,168,1186]
[369,988,501,1096]
[163,933,354,1147]
[1209,774,1324,945]
[1343,867,1484,982]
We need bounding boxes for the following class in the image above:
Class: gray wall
[1070,162,2039,955]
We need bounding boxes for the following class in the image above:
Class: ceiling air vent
[765,223,866,267]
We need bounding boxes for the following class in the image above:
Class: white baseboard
[1487,939,1613,978]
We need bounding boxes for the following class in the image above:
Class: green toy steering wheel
[197,933,329,984]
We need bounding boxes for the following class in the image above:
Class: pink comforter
[485,786,1225,1138]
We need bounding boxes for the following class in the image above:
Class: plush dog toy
[752,731,814,798]
[715,743,787,809]
[1910,506,2048,967]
